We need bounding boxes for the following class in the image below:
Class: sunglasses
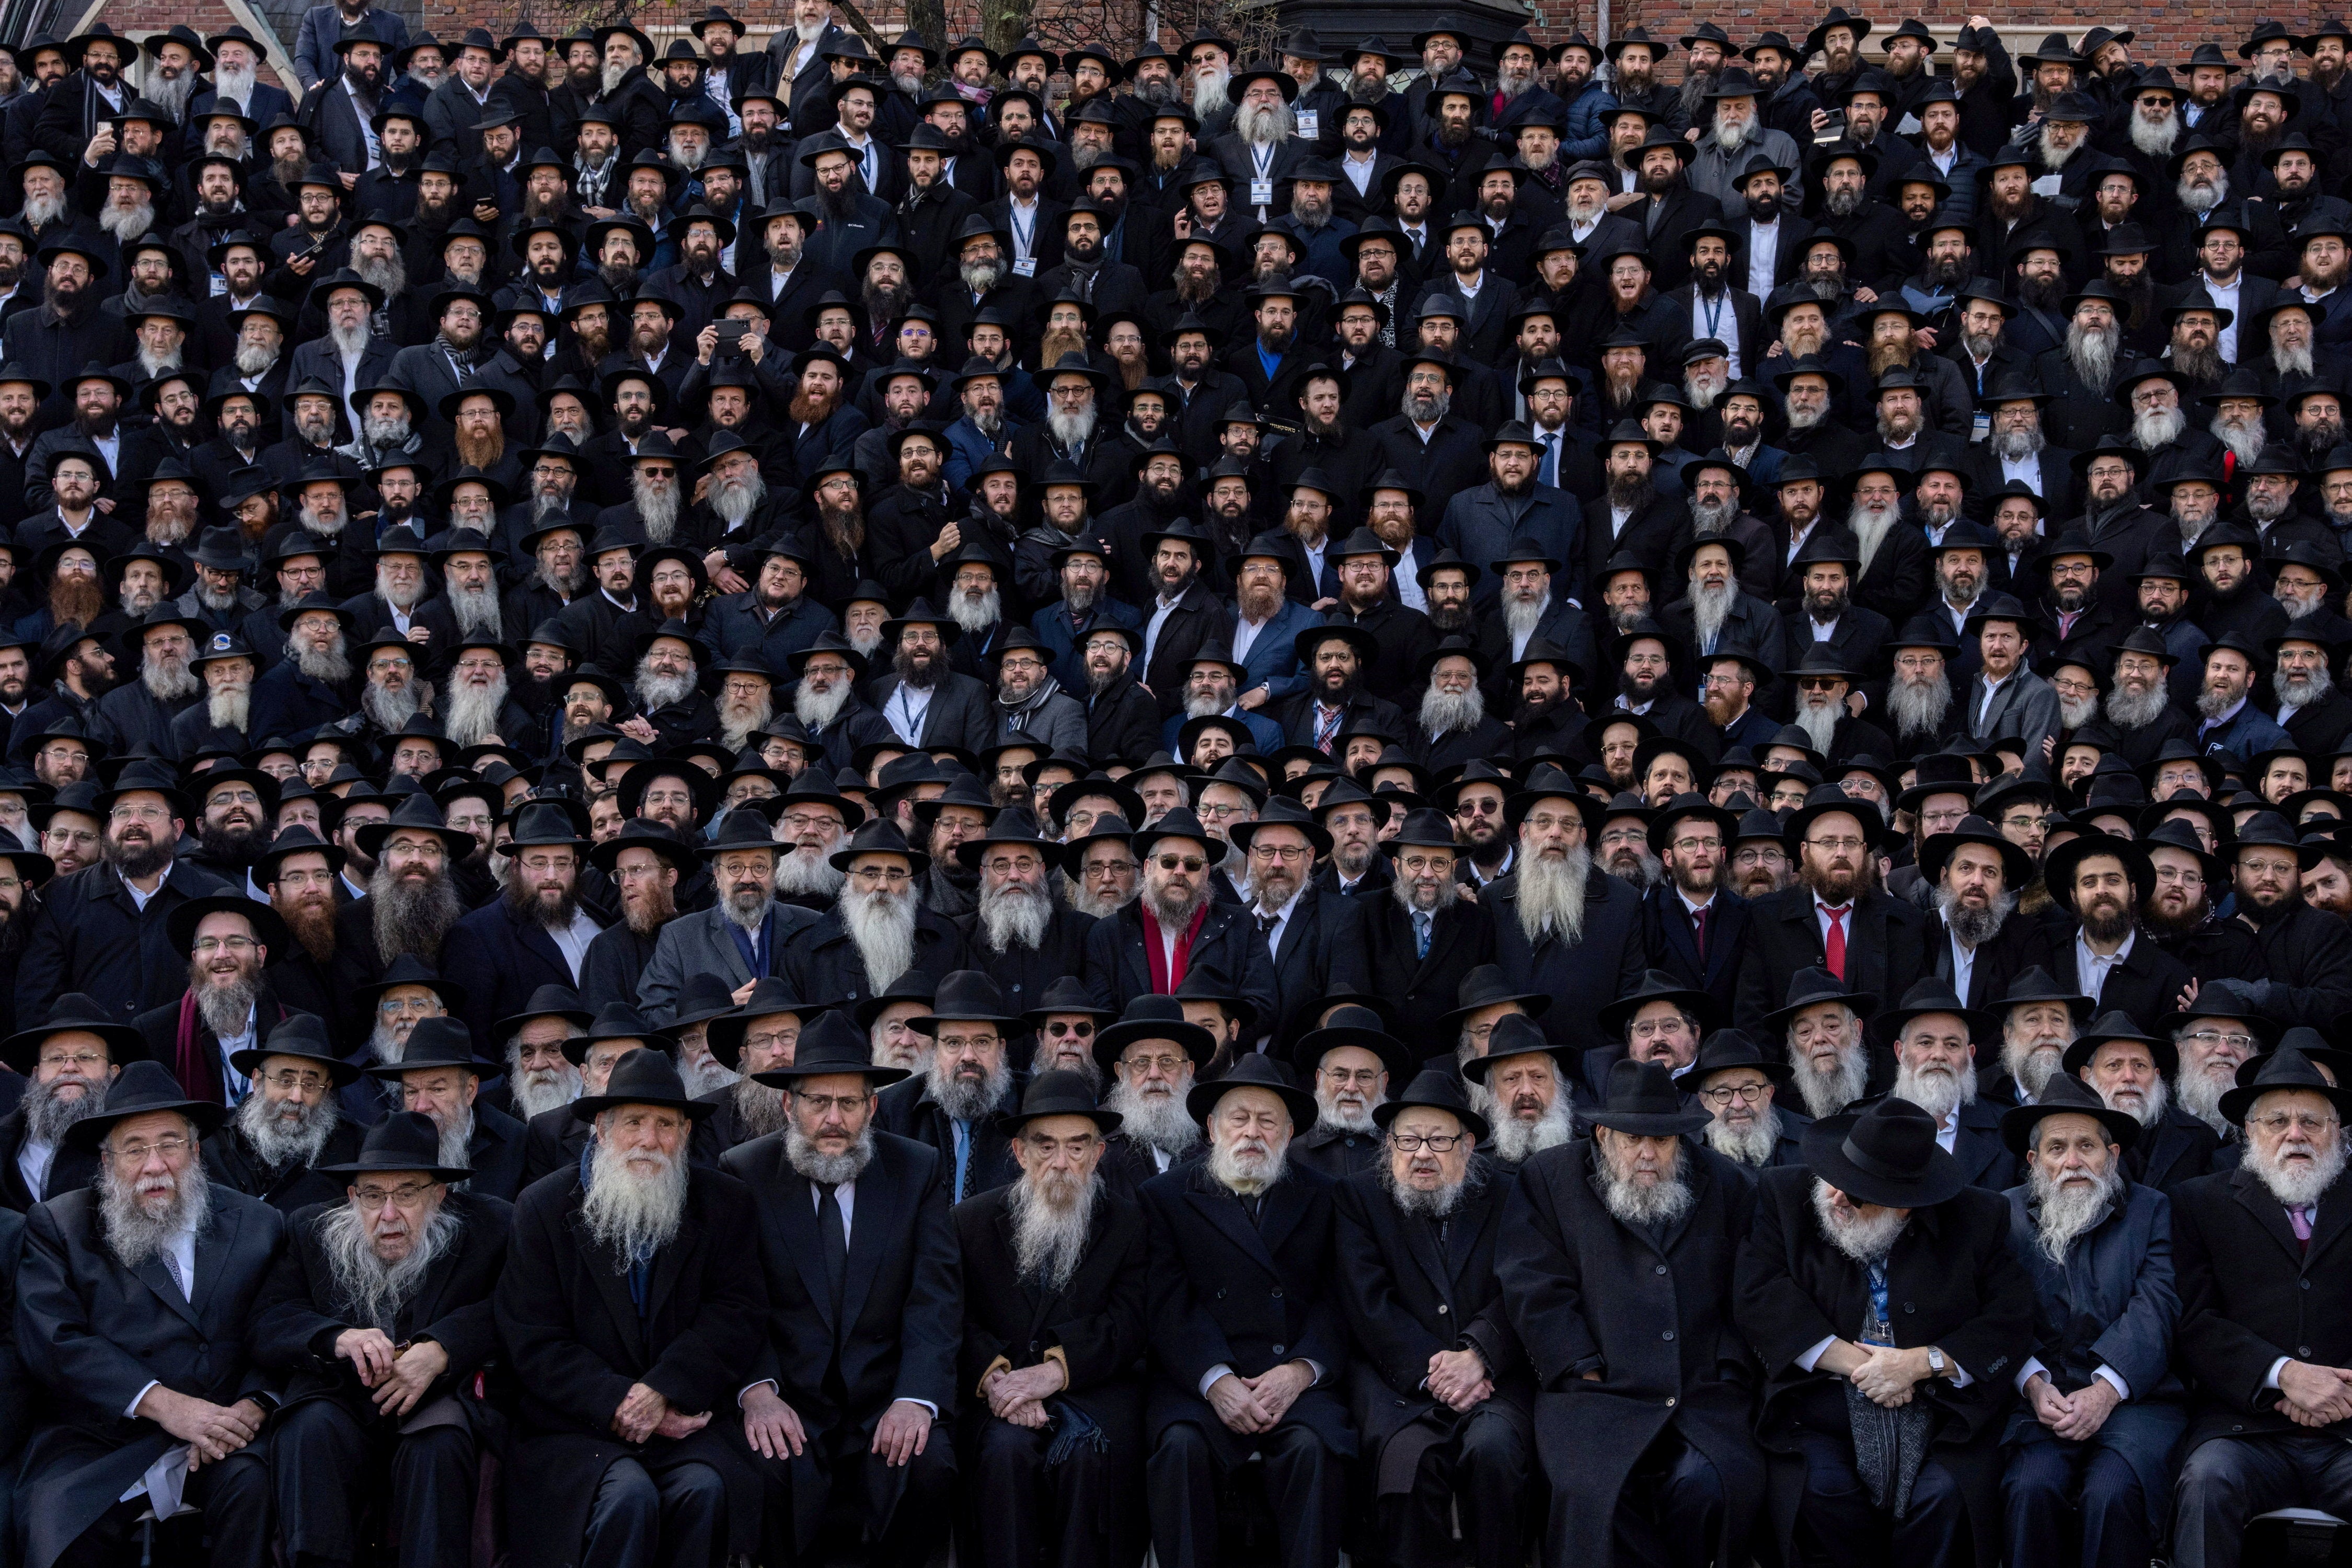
[1155,854,1207,872]
[1044,1020,1095,1038]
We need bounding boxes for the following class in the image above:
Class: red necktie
[1821,904,1851,980]
[1691,904,1710,963]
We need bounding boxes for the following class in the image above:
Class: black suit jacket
[0,1103,99,1214]
[874,1071,1024,1205]
[952,1180,1147,1436]
[1082,898,1280,1038]
[1357,894,1497,1065]
[1137,579,1236,717]
[1641,885,1750,1021]
[2046,923,2195,1037]
[1256,882,1371,1056]
[1733,886,1930,1048]
[15,1186,284,1568]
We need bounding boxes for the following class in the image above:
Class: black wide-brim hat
[315,1109,474,1181]
[571,1046,717,1123]
[1998,1071,2142,1155]
[751,1009,911,1088]
[1373,1066,1491,1143]
[1585,1057,1714,1138]
[997,1067,1123,1136]
[1093,994,1217,1071]
[62,1058,227,1150]
[1801,1096,1969,1208]
[0,990,146,1074]
[1185,1052,1317,1131]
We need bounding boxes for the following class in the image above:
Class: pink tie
[2291,1205,2314,1253]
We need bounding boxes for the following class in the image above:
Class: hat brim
[1185,1073,1317,1131]
[1998,1096,2142,1155]
[1800,1112,1970,1208]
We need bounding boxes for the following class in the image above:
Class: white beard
[236,1084,339,1169]
[2280,665,2336,709]
[1008,1169,1100,1290]
[442,675,508,749]
[1209,1137,1287,1196]
[2247,1133,2349,1208]
[1106,1075,1201,1158]
[235,341,279,377]
[2002,1031,2070,1100]
[1047,407,1097,449]
[711,471,766,532]
[447,582,502,641]
[99,1159,212,1273]
[2130,109,2179,157]
[632,474,679,544]
[1812,1176,1909,1262]
[2212,413,2266,466]
[1503,591,1547,644]
[2177,1061,2236,1134]
[1235,100,1295,147]
[1848,500,1898,569]
[1599,1145,1696,1228]
[207,682,252,734]
[677,1051,737,1099]
[99,201,154,244]
[1487,1098,1576,1163]
[927,1051,1013,1124]
[634,662,695,711]
[775,840,846,897]
[1419,683,1485,737]
[2059,690,2100,729]
[1893,1058,1977,1125]
[951,587,1001,636]
[136,343,182,378]
[2106,1073,2170,1129]
[728,1077,789,1139]
[503,1048,581,1121]
[143,654,198,702]
[582,1136,689,1260]
[978,878,1054,952]
[215,63,258,108]
[1689,580,1736,649]
[1706,1104,1784,1166]
[375,563,423,613]
[20,191,64,229]
[795,681,850,729]
[718,693,774,754]
[317,1197,460,1331]
[2031,1161,2125,1264]
[2275,340,2318,377]
[841,880,917,990]
[2106,681,2169,729]
[2132,405,2186,451]
[1515,846,1590,944]
[2067,321,2121,389]
[1192,66,1230,118]
[1790,1036,1871,1120]
[1992,426,2045,461]
[786,1122,875,1186]
[1887,674,1951,740]
[1794,702,1840,755]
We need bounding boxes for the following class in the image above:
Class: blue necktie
[1414,910,1432,959]
[952,1120,972,1201]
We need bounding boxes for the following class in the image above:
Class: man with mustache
[957,809,1094,1012]
[1734,785,1927,1041]
[2224,813,2352,1027]
[785,817,974,1012]
[2163,979,2273,1139]
[633,806,818,1020]
[1479,763,1648,1056]
[1993,1072,2184,1568]
[124,895,292,1113]
[498,1047,767,1568]
[721,1007,959,1568]
[481,982,590,1126]
[366,1013,529,1201]
[1080,805,1278,1026]
[18,758,236,1028]
[1878,977,2017,1192]
[873,968,1025,1203]
[13,1059,284,1568]
[952,1066,1150,1568]
[1733,1093,2033,1568]
[2067,1010,2222,1195]
[1086,993,1209,1195]
[2169,1044,2352,1568]
[195,1012,362,1215]
[2043,832,2197,1031]
[0,991,129,1212]
[1137,1053,1352,1568]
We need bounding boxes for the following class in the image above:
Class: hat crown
[1842,1097,1943,1181]
[1486,1011,1550,1059]
[597,1047,692,1106]
[1604,1056,1687,1115]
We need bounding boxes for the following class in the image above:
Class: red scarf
[1142,900,1210,994]
[174,990,286,1105]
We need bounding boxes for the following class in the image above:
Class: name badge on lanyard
[1295,109,1319,139]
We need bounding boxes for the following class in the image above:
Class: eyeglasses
[777,812,841,833]
[849,866,912,885]
[1389,1133,1465,1152]
[999,656,1046,672]
[2182,1030,2256,1051]
[111,1136,191,1163]
[1454,797,1502,816]
[1120,1052,1191,1075]
[1806,836,1867,853]
[741,1028,799,1053]
[1196,802,1248,820]
[2249,1111,2341,1136]
[1628,1018,1690,1040]
[1044,1020,1095,1038]
[39,1050,107,1069]
[1252,844,1311,861]
[516,854,575,873]
[353,1182,436,1207]
[192,935,257,955]
[264,1068,332,1092]
[1700,1082,1770,1106]
[378,997,441,1017]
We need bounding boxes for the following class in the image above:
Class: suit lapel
[188,1198,242,1323]
[838,1158,898,1331]
[568,1206,649,1362]
[2232,1168,2309,1265]
[1256,1172,1310,1256]
[2309,1180,2352,1267]
[767,1155,839,1328]
[135,1251,203,1330]
[1184,1181,1278,1275]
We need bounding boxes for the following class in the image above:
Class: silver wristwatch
[1926,1347,1947,1378]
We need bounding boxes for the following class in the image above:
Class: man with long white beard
[1692,1028,1806,1168]
[956,808,1093,1003]
[1459,1012,1578,1166]
[14,1061,281,1568]
[685,975,813,1157]
[171,632,259,757]
[1501,1053,1767,1568]
[491,984,590,1124]
[763,775,850,909]
[2164,982,2271,1139]
[1137,1053,1351,1568]
[1992,1072,2182,1568]
[1286,1005,1407,1177]
[778,817,972,1013]
[637,810,820,1021]
[1735,1092,2032,1568]
[950,1065,1151,1568]
[2066,1010,2222,1195]
[0,994,130,1211]
[1883,624,1958,751]
[1485,764,1648,1057]
[92,609,201,759]
[198,1013,362,1211]
[1322,1066,1530,1566]
[2040,287,2128,446]
[365,1015,528,1200]
[1979,966,2088,1111]
[1089,993,1211,1194]
[1764,965,1880,1122]
[1881,977,2016,1191]
[2168,1046,2352,1568]
[249,1104,510,1568]
[499,1048,766,1568]
[869,969,1023,1204]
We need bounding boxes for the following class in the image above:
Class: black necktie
[817,1182,848,1318]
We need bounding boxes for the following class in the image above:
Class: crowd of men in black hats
[12,3,2352,1567]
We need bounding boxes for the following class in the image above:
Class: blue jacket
[1435,481,1588,612]
[1561,80,1619,162]
[1032,598,1144,694]
[701,590,838,672]
[1231,597,1318,706]
[293,3,411,89]
[943,411,1024,491]
[2197,701,2293,765]
[250,659,350,740]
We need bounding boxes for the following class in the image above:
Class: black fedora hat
[164,892,291,961]
[1093,993,1217,1071]
[363,1016,490,1079]
[1999,1070,2142,1155]
[1692,1027,1794,1087]
[707,977,825,1070]
[1586,1057,1713,1138]
[1801,1096,1968,1208]
[1185,1051,1317,1131]
[751,1009,910,1088]
[1598,967,1725,1038]
[1436,964,1554,1033]
[493,983,594,1040]
[571,1046,717,1123]
[1457,1012,1578,1082]
[62,1058,227,1150]
[998,1067,1123,1137]
[2218,1043,2352,1126]
[908,970,1022,1032]
[2060,1009,2177,1077]
[1998,965,2096,1024]
[1761,966,1878,1033]
[2161,978,2281,1050]
[314,1108,471,1181]
[827,818,930,877]
[560,1001,677,1066]
[352,954,466,1019]
[1917,813,2036,890]
[0,990,146,1074]
[1373,1066,1491,1143]
[2042,832,2155,909]
[1021,976,1119,1030]
[1880,977,1999,1041]
[1289,1004,1414,1083]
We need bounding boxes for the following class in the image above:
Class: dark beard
[370,864,464,961]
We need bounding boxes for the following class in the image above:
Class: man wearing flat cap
[248,1109,510,1568]
[1734,1095,2034,1568]
[721,1010,961,1568]
[1499,1056,1766,1568]
[497,1048,768,1568]
[953,1068,1151,1568]
[2169,1043,2352,1568]
[1139,1054,1354,1568]
[1996,1073,2185,1568]
[14,1059,285,1568]
[1335,1067,1534,1567]
[200,1011,365,1213]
